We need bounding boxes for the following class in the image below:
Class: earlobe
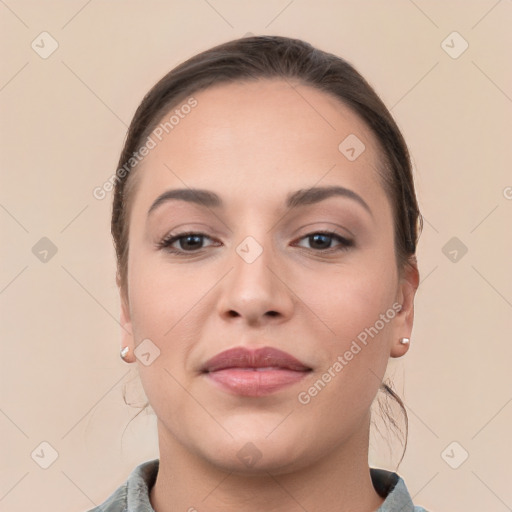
[390,258,419,358]
[120,290,136,363]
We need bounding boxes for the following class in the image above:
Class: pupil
[183,235,202,250]
[311,234,330,249]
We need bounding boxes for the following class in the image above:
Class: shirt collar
[97,458,418,512]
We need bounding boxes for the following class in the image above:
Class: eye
[156,230,354,256]
[294,231,354,252]
[157,231,219,254]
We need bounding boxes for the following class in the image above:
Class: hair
[112,35,423,467]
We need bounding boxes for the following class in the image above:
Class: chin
[196,427,314,475]
[211,445,306,475]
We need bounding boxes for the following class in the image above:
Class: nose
[216,238,294,327]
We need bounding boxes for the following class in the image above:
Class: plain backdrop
[1,1,511,511]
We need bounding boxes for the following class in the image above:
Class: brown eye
[296,232,354,252]
[157,232,218,254]
[175,234,204,251]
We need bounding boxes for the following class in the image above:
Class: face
[120,79,417,474]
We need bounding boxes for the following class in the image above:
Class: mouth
[200,346,312,397]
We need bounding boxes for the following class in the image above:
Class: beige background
[1,1,511,511]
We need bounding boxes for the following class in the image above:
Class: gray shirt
[85,459,429,512]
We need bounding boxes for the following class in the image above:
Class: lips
[201,346,311,372]
[201,346,312,397]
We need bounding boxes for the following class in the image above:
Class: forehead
[129,78,387,214]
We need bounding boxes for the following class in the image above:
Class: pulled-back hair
[112,35,422,466]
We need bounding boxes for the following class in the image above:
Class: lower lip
[204,368,310,397]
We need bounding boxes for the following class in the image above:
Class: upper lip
[200,346,311,373]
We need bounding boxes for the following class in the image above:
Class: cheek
[291,248,398,408]
[127,252,198,335]
[292,253,398,343]
[126,252,210,393]
[293,263,397,433]
[126,257,200,418]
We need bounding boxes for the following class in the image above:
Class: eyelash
[156,230,354,256]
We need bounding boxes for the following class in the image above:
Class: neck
[149,418,384,512]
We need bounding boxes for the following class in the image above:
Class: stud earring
[399,337,410,345]
[120,346,130,360]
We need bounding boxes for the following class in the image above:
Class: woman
[88,35,428,511]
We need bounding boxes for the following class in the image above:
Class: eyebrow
[147,185,372,217]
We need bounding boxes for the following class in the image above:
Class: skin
[119,79,419,512]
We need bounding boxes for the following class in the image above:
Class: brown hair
[113,35,422,466]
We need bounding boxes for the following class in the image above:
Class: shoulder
[82,459,159,512]
[370,467,431,512]
[83,481,128,512]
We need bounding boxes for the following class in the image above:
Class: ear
[119,285,136,363]
[390,256,419,358]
